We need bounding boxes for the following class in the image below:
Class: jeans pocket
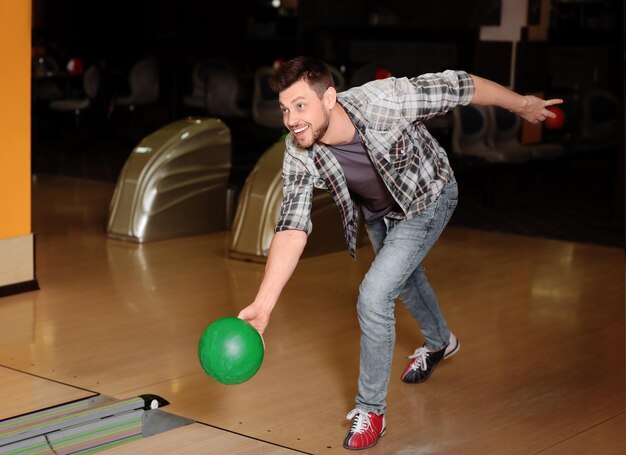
[445,181,459,213]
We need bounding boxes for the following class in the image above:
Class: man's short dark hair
[268,56,334,99]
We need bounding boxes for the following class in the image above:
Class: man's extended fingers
[545,98,564,106]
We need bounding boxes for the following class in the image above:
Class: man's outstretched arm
[238,229,308,335]
[470,74,563,124]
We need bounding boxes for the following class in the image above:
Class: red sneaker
[343,408,386,450]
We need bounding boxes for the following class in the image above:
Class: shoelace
[346,409,370,434]
[407,346,430,371]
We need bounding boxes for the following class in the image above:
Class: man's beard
[295,108,330,148]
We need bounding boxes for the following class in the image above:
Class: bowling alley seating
[450,104,533,207]
[48,64,101,127]
[251,66,283,130]
[349,62,389,87]
[32,54,59,77]
[451,104,532,163]
[204,64,250,119]
[32,55,65,102]
[182,59,250,119]
[328,63,347,92]
[580,88,621,149]
[115,57,160,111]
[229,139,366,262]
[181,60,212,111]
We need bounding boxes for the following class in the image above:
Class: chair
[115,57,159,111]
[32,54,59,76]
[349,62,392,87]
[182,59,249,119]
[581,89,620,143]
[32,55,65,102]
[251,66,283,130]
[327,64,347,92]
[49,64,100,126]
[205,66,249,118]
[451,104,532,207]
[451,105,532,163]
[182,60,211,110]
[489,106,564,160]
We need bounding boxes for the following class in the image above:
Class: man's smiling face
[279,79,332,148]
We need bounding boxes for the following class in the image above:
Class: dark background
[30,0,624,248]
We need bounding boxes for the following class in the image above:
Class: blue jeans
[355,179,458,414]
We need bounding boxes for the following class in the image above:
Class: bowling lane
[3,175,622,454]
[0,366,95,421]
[100,423,308,454]
[107,228,626,454]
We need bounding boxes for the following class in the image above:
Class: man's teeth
[294,126,308,134]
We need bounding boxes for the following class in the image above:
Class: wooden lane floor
[0,174,622,453]
[101,423,307,454]
[0,367,303,454]
[0,366,95,421]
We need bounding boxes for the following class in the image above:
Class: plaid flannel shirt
[275,70,475,258]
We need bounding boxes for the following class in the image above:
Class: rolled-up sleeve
[395,70,475,122]
[275,149,314,235]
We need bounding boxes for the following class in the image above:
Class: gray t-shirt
[326,131,398,223]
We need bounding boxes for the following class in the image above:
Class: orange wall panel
[0,1,31,239]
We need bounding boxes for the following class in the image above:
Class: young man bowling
[238,56,562,450]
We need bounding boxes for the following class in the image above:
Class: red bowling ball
[544,106,566,130]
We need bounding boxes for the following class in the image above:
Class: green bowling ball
[198,317,264,385]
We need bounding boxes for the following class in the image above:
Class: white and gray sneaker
[444,332,460,359]
[401,332,460,384]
